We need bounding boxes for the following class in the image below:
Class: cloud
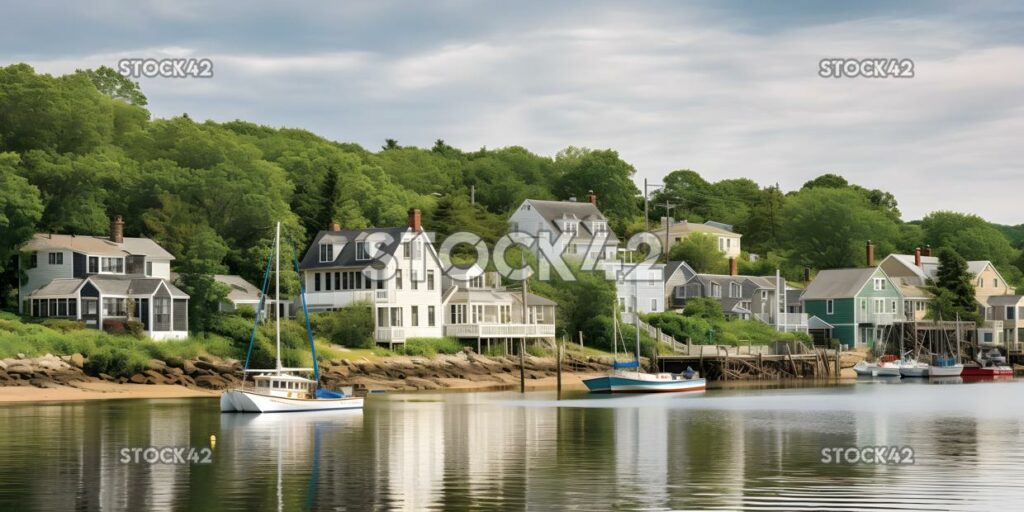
[4,1,1023,223]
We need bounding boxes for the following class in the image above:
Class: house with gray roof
[507,195,618,263]
[801,267,902,348]
[298,209,444,347]
[19,216,189,340]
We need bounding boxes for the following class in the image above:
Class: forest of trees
[2,63,1024,335]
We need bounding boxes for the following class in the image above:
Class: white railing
[866,312,898,325]
[374,289,390,302]
[444,323,556,338]
[375,327,405,342]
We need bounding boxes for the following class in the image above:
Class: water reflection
[0,381,1023,510]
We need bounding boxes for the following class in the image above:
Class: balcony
[374,327,405,343]
[864,312,898,325]
[753,312,809,332]
[373,289,390,302]
[444,323,556,339]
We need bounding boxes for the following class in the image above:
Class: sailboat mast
[275,222,282,371]
[635,297,641,377]
[612,298,617,360]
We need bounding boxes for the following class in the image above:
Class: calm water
[1,380,1024,511]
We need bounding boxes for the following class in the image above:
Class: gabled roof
[664,260,697,282]
[801,268,881,300]
[214,275,263,303]
[22,234,175,260]
[29,275,188,299]
[689,274,774,290]
[520,199,619,243]
[883,254,994,284]
[703,220,734,232]
[661,219,741,238]
[987,295,1024,306]
[298,227,413,270]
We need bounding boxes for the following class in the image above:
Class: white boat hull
[899,366,929,378]
[220,390,364,413]
[928,365,964,378]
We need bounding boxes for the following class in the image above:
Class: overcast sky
[3,1,1022,223]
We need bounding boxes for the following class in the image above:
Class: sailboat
[929,313,963,378]
[583,299,705,393]
[221,223,364,413]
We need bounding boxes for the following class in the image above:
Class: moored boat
[221,223,363,413]
[929,356,963,378]
[584,372,706,393]
[854,360,901,377]
[961,349,1013,378]
[899,359,929,378]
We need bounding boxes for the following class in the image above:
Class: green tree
[553,147,641,229]
[928,248,979,323]
[668,233,727,273]
[920,211,1017,267]
[682,297,725,321]
[781,187,899,269]
[77,66,148,106]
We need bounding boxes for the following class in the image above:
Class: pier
[657,343,840,380]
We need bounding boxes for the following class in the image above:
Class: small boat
[854,360,901,378]
[583,300,705,394]
[961,348,1013,378]
[898,359,929,378]
[929,356,963,378]
[221,223,363,413]
[584,371,706,393]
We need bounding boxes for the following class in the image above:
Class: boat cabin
[249,371,316,399]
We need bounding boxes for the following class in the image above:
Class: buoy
[210,434,217,449]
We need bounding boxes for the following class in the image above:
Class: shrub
[102,319,127,333]
[525,343,550,358]
[41,319,87,333]
[401,337,463,357]
[234,305,257,320]
[309,302,374,348]
[682,298,725,321]
[125,320,145,339]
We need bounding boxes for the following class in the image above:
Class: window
[145,261,153,276]
[826,299,834,315]
[873,278,886,291]
[469,275,483,289]
[88,256,98,273]
[103,298,127,317]
[396,270,403,289]
[355,242,370,261]
[48,252,63,265]
[729,282,741,298]
[325,271,332,291]
[471,305,483,323]
[319,243,334,263]
[428,306,436,327]
[314,273,321,292]
[389,307,402,327]
[377,307,387,327]
[1008,307,1016,320]
[427,270,435,290]
[651,298,658,311]
[500,305,511,323]
[994,278,1000,288]
[563,221,578,234]
[411,306,419,326]
[535,306,545,322]
[403,242,410,258]
[873,298,884,314]
[719,238,727,251]
[761,290,768,300]
[711,283,721,298]
[593,222,607,234]
[450,304,466,324]
[101,257,124,273]
[411,270,419,290]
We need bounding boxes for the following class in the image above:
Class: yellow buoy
[210,434,217,449]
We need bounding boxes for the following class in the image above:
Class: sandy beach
[0,382,219,404]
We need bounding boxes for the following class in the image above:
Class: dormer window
[319,243,334,263]
[355,242,370,261]
[562,221,578,234]
[101,257,124,273]
[592,221,607,234]
[730,282,741,298]
[469,275,483,289]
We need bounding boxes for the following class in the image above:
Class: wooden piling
[556,339,563,400]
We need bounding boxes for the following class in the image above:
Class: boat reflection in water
[219,410,364,511]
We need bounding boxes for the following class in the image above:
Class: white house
[656,219,742,258]
[441,268,557,353]
[19,216,189,340]
[298,209,445,347]
[508,195,618,264]
[606,262,665,314]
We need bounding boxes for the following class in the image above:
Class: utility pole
[643,180,664,232]
[662,200,675,260]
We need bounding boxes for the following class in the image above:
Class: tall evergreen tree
[929,248,979,323]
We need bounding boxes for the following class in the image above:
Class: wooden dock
[657,343,840,380]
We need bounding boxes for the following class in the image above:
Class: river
[1,379,1022,511]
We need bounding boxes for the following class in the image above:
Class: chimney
[587,190,597,205]
[728,257,738,276]
[111,215,124,244]
[329,221,340,232]
[866,240,875,267]
[922,245,932,257]
[407,208,422,232]
[914,247,922,267]
[803,267,811,283]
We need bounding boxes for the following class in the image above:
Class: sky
[2,0,1023,223]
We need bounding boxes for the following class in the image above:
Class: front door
[82,298,99,328]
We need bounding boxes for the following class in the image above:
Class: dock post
[519,338,526,393]
[556,338,563,399]
[835,346,841,379]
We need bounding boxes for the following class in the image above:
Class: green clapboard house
[801,267,904,348]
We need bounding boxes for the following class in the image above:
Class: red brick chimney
[914,247,922,267]
[922,245,932,257]
[728,257,738,276]
[587,190,597,206]
[407,208,422,232]
[329,221,340,232]
[111,215,124,244]
[866,240,875,267]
